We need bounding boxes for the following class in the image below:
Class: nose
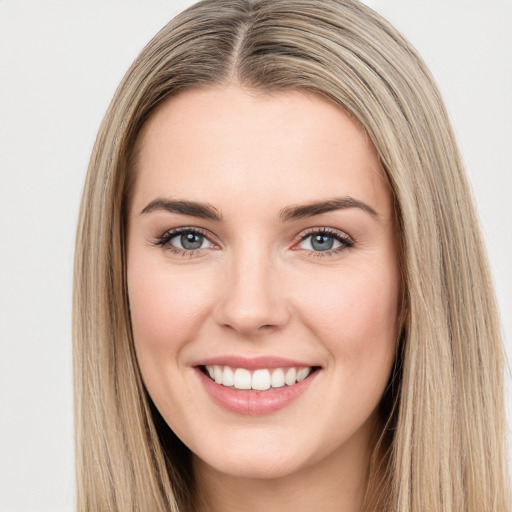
[213,248,290,335]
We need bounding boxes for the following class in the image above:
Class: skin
[127,84,401,512]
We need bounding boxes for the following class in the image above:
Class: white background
[0,1,511,510]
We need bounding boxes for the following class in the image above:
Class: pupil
[311,234,333,251]
[181,233,202,250]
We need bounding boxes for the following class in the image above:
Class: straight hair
[73,1,510,510]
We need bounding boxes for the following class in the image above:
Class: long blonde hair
[73,1,510,510]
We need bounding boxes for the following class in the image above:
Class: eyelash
[296,227,354,258]
[153,226,355,258]
[153,227,214,258]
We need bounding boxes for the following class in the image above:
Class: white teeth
[204,365,313,390]
[285,367,297,386]
[234,368,252,390]
[214,365,223,384]
[296,367,311,382]
[223,366,234,387]
[252,369,271,391]
[271,368,285,388]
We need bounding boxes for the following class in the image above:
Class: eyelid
[297,226,354,242]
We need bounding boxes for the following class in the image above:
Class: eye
[155,227,215,253]
[296,228,354,254]
[171,231,211,250]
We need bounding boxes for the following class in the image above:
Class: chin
[191,432,325,482]
[197,453,307,481]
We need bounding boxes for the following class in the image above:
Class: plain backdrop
[0,1,511,510]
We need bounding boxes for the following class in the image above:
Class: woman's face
[127,85,400,482]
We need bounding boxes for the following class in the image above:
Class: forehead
[132,84,392,218]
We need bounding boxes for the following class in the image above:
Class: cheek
[127,254,221,423]
[294,260,400,373]
[127,256,214,366]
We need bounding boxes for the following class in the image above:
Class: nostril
[214,296,290,334]
[212,263,291,334]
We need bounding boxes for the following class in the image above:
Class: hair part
[74,1,510,510]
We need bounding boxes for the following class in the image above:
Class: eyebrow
[278,197,378,221]
[140,198,222,221]
[140,196,378,222]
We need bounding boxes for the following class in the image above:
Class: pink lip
[195,366,319,416]
[193,355,313,370]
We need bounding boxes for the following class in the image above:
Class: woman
[73,0,510,510]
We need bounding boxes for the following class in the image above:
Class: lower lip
[196,368,319,415]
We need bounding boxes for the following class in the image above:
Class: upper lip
[193,355,318,370]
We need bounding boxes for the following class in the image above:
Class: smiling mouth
[201,365,319,391]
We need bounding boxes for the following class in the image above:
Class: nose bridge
[214,240,289,334]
